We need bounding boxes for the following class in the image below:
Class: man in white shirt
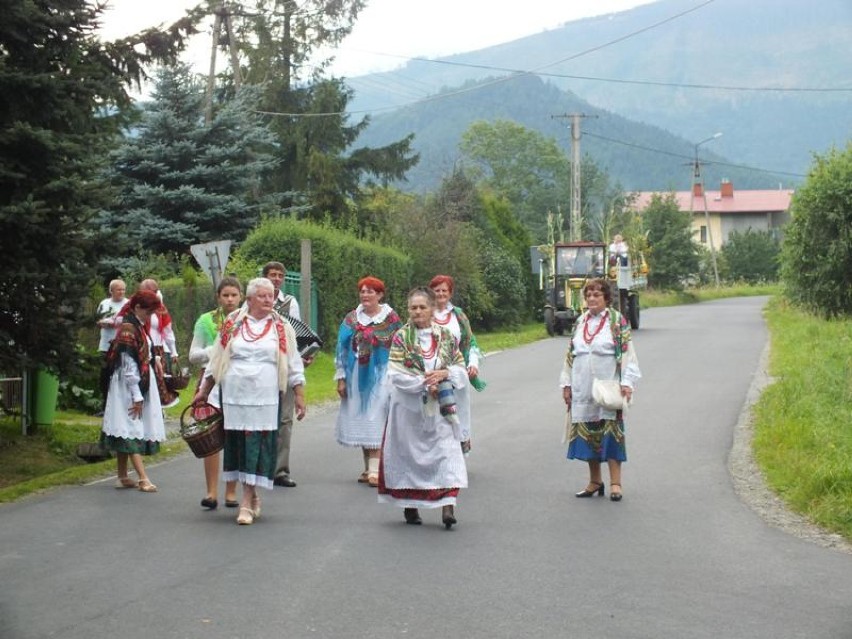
[96,279,127,413]
[262,261,302,488]
[608,234,630,266]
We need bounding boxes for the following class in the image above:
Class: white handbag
[592,378,627,411]
[590,352,630,411]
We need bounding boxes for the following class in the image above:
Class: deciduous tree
[781,143,852,316]
[641,193,699,290]
[721,229,780,283]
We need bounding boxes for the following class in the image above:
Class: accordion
[285,314,323,357]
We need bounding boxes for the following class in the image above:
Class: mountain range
[344,0,851,193]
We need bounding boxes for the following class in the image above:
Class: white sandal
[137,479,158,493]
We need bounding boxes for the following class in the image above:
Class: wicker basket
[179,404,224,458]
[76,441,113,463]
[165,371,191,392]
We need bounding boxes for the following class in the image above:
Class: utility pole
[204,2,243,125]
[690,133,722,287]
[552,113,597,241]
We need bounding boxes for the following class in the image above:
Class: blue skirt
[566,419,627,462]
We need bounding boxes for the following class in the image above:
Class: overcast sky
[98,0,656,78]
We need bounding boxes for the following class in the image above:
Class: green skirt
[100,433,160,455]
[222,429,277,489]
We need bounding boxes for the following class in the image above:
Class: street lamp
[693,132,722,286]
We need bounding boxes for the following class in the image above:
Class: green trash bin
[32,368,59,426]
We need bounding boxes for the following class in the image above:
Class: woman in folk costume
[192,278,306,525]
[378,287,468,529]
[126,278,180,408]
[429,274,486,456]
[334,276,403,487]
[187,276,242,511]
[101,290,167,493]
[559,278,641,502]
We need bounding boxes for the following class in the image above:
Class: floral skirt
[100,433,160,456]
[222,429,277,490]
[566,418,627,462]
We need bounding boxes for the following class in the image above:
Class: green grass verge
[751,298,852,539]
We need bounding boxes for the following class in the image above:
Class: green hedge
[237,218,414,344]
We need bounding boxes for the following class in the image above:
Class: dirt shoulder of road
[729,342,852,555]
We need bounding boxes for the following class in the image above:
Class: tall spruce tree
[0,1,196,376]
[102,64,280,258]
[231,1,418,222]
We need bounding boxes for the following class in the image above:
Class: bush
[478,243,527,330]
[781,143,852,317]
[56,346,103,414]
[722,229,780,283]
[236,218,414,342]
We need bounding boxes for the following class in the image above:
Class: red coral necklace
[241,316,273,342]
[433,309,451,326]
[418,332,438,359]
[582,311,608,344]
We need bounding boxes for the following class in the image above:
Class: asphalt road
[2,297,851,639]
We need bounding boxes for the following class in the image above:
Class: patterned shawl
[208,308,294,391]
[564,308,631,371]
[389,321,464,376]
[451,306,487,392]
[106,313,151,396]
[336,306,403,412]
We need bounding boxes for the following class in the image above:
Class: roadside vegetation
[752,299,852,539]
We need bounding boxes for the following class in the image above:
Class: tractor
[531,241,646,336]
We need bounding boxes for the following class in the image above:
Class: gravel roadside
[729,341,852,554]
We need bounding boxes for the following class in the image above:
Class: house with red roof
[632,180,794,247]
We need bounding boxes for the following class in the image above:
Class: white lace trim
[222,471,274,490]
[355,303,393,325]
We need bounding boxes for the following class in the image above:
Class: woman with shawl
[192,278,306,525]
[138,278,180,408]
[101,290,167,493]
[429,274,486,455]
[378,287,468,529]
[334,276,402,486]
[559,278,641,502]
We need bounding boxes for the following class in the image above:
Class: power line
[583,131,807,178]
[257,0,720,118]
[348,50,850,94]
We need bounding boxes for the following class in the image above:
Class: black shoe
[201,497,218,510]
[610,483,623,502]
[224,499,239,508]
[575,481,605,498]
[404,508,422,525]
[273,476,297,487]
[442,505,457,529]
